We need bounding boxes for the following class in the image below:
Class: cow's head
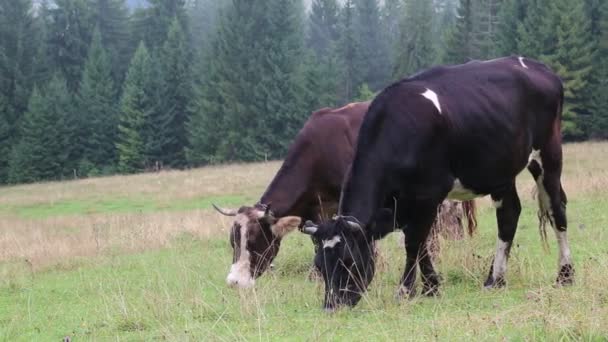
[213,203,301,288]
[300,210,394,311]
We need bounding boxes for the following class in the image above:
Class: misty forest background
[0,0,607,184]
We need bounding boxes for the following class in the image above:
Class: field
[1,142,608,341]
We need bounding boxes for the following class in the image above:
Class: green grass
[1,196,607,341]
[0,194,251,219]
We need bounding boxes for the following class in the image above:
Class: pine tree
[78,28,118,175]
[48,0,95,92]
[353,0,390,90]
[116,42,152,173]
[8,76,74,183]
[393,0,436,78]
[158,18,193,168]
[443,0,474,64]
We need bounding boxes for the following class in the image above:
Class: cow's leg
[528,143,573,285]
[484,182,521,288]
[398,201,440,298]
[419,244,441,296]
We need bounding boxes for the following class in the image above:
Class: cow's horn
[301,220,318,235]
[342,216,362,231]
[212,203,237,216]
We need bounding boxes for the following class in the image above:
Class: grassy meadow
[1,142,608,341]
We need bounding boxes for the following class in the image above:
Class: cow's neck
[338,166,382,227]
[259,161,309,218]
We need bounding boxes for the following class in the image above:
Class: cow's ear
[271,216,302,237]
[368,208,395,240]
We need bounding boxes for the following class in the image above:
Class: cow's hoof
[556,264,575,286]
[422,284,440,297]
[483,276,506,289]
[422,275,441,297]
[396,284,416,300]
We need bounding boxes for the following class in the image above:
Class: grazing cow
[213,102,477,288]
[301,56,573,311]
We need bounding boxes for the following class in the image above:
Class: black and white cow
[301,56,573,311]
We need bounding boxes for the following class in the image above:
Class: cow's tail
[536,88,565,252]
[462,200,477,236]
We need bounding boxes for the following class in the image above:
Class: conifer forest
[1,0,607,184]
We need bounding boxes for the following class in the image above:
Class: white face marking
[421,88,442,114]
[447,179,479,201]
[226,214,255,288]
[518,57,528,69]
[493,199,503,209]
[492,239,510,281]
[554,229,572,267]
[322,235,341,249]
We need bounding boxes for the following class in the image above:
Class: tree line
[0,0,607,184]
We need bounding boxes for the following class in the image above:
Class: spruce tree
[308,0,340,57]
[495,0,527,56]
[393,0,436,78]
[471,0,504,58]
[187,0,223,54]
[516,0,555,58]
[543,0,593,138]
[0,0,38,144]
[337,0,358,101]
[353,0,390,90]
[305,0,341,108]
[188,2,251,164]
[0,94,10,183]
[116,42,151,173]
[78,28,118,175]
[382,0,405,71]
[442,0,474,64]
[249,0,307,158]
[48,0,95,92]
[588,0,608,138]
[158,18,193,168]
[8,76,74,183]
[91,0,131,84]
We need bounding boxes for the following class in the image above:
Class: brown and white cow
[214,102,477,288]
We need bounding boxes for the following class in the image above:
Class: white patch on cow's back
[323,235,341,249]
[226,214,255,288]
[518,56,528,69]
[421,88,442,114]
[447,179,479,201]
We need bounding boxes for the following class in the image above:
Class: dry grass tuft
[0,141,606,270]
